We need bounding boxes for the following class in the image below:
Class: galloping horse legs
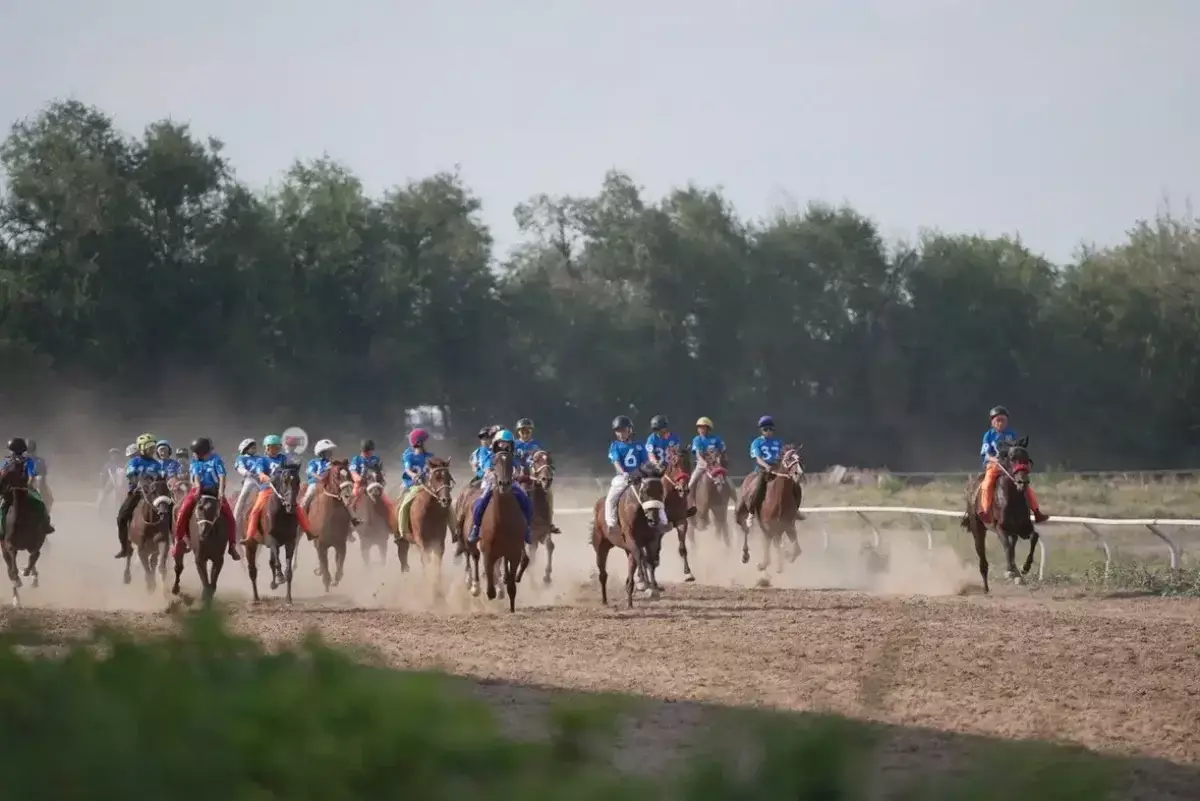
[283,539,295,604]
[23,549,41,588]
[970,518,990,594]
[171,550,185,596]
[1022,531,1040,577]
[2,545,20,606]
[246,541,261,602]
[595,538,611,606]
[483,553,499,601]
[756,523,773,573]
[332,543,346,587]
[316,545,332,593]
[676,523,695,582]
[999,529,1021,582]
[541,534,555,585]
[395,536,411,573]
[123,551,134,585]
[137,546,155,592]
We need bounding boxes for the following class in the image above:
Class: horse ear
[444,456,452,465]
[1017,435,1029,448]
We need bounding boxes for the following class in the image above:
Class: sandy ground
[4,494,1199,798]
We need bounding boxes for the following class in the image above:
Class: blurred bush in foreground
[0,612,1115,800]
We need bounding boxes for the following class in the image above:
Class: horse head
[1000,436,1033,493]
[140,474,175,523]
[780,444,806,482]
[701,446,728,487]
[272,463,301,514]
[424,457,454,507]
[194,492,222,536]
[664,444,691,482]
[634,465,667,529]
[323,459,355,507]
[491,448,515,494]
[528,450,554,491]
[363,463,386,502]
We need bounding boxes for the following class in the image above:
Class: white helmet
[313,439,336,457]
[237,438,257,455]
[125,443,139,457]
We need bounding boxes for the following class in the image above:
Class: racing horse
[660,445,698,584]
[591,465,668,608]
[464,449,527,611]
[961,436,1041,592]
[353,462,392,568]
[308,459,356,593]
[0,455,51,605]
[244,463,304,603]
[518,449,557,585]
[692,445,733,548]
[735,444,805,575]
[124,474,174,592]
[395,457,454,595]
[171,491,228,605]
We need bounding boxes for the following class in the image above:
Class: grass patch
[0,610,1138,799]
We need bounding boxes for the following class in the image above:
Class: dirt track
[6,500,1200,797]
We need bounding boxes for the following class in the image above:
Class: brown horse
[171,491,227,604]
[395,457,454,595]
[308,459,355,593]
[735,444,806,575]
[353,462,392,568]
[245,463,304,603]
[0,455,51,605]
[124,474,174,593]
[518,449,557,585]
[591,468,668,608]
[660,445,698,584]
[464,450,528,611]
[961,436,1041,593]
[692,446,732,547]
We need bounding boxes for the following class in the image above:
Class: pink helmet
[409,428,429,447]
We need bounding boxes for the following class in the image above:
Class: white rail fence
[552,504,1200,581]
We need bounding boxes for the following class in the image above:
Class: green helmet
[263,434,283,447]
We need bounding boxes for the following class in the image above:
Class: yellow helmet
[136,433,156,450]
[695,417,714,428]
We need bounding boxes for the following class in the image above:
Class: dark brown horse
[660,445,698,584]
[124,474,174,592]
[464,450,527,611]
[518,449,557,585]
[245,463,304,603]
[735,444,805,576]
[353,462,392,568]
[395,457,454,598]
[692,445,732,547]
[171,491,227,604]
[0,455,50,605]
[309,458,355,593]
[961,436,1041,593]
[591,468,668,608]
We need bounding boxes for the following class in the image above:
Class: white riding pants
[233,477,259,523]
[301,483,317,508]
[604,474,630,529]
[687,463,705,490]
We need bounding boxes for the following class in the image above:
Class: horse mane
[427,457,450,469]
[328,458,350,468]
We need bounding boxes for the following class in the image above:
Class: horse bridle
[527,452,554,490]
[417,464,454,507]
[137,477,173,519]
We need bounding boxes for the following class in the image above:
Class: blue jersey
[350,453,382,477]
[255,453,288,479]
[234,453,258,478]
[1,456,37,479]
[470,445,489,479]
[125,455,163,483]
[158,458,182,478]
[691,433,726,457]
[609,439,649,475]
[514,438,541,467]
[190,454,227,490]
[749,436,783,466]
[401,448,433,488]
[646,432,681,462]
[980,427,1020,467]
[306,457,331,485]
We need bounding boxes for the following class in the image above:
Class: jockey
[174,447,190,476]
[301,439,337,511]
[467,429,534,548]
[603,415,650,541]
[401,429,434,488]
[245,434,313,544]
[513,418,542,471]
[100,447,125,497]
[231,438,260,536]
[687,416,727,490]
[1,437,53,537]
[746,415,783,517]
[26,439,47,487]
[155,440,182,480]
[114,434,163,558]
[645,415,681,467]
[172,438,240,561]
[469,427,490,486]
[349,439,382,501]
[979,406,1049,524]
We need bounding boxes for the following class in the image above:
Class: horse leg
[123,549,133,585]
[505,557,517,613]
[596,538,610,606]
[3,546,19,606]
[786,521,801,564]
[333,542,346,587]
[158,539,169,587]
[359,534,372,570]
[26,549,39,588]
[171,547,185,596]
[972,519,990,593]
[395,535,411,573]
[317,546,332,593]
[737,506,751,564]
[246,541,260,602]
[1001,530,1022,584]
[195,555,213,604]
[624,549,637,609]
[756,521,772,572]
[483,551,498,601]
[1022,530,1040,577]
[283,540,295,604]
[677,524,694,582]
[207,558,224,604]
[139,547,155,592]
[542,533,555,586]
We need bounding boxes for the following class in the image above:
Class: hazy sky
[3,0,1197,262]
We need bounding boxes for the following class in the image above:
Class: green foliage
[2,99,1199,471]
[0,611,1123,800]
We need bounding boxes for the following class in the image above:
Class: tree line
[2,100,1197,471]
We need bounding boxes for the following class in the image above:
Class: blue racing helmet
[757,415,775,429]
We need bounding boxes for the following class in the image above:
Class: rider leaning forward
[1,437,54,536]
[172,438,240,561]
[979,406,1049,524]
[687,416,726,491]
[114,433,164,558]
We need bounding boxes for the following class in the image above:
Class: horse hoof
[31,578,38,589]
[643,588,658,599]
[1004,569,1017,579]
[542,575,552,587]
[756,576,771,588]
[122,572,132,586]
[1012,575,1025,586]
[684,573,695,583]
[470,584,480,598]
[741,550,750,564]
[171,585,180,596]
[756,562,768,572]
[269,581,279,590]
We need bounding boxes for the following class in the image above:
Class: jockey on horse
[978,406,1049,524]
[743,415,802,520]
[115,434,164,558]
[513,419,542,472]
[395,428,439,535]
[467,429,535,552]
[687,416,727,490]
[301,439,337,516]
[232,437,261,536]
[1,438,54,536]
[155,439,184,487]
[603,415,663,541]
[469,427,491,487]
[645,415,681,469]
[173,438,240,561]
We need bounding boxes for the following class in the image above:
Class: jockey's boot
[1033,511,1050,523]
[114,526,132,559]
[467,524,480,544]
[686,504,697,517]
[227,542,242,561]
[548,524,561,535]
